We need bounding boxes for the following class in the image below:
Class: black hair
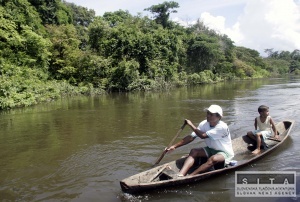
[258,105,269,113]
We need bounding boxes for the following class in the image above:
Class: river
[0,77,299,202]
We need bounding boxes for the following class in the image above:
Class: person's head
[206,105,223,125]
[258,105,269,117]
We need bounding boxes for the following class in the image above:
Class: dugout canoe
[120,120,295,194]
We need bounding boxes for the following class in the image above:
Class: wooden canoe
[120,120,295,194]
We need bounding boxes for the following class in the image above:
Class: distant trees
[234,47,268,78]
[264,49,300,74]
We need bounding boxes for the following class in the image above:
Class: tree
[46,24,81,82]
[278,51,291,60]
[264,48,274,58]
[3,0,44,33]
[103,10,132,27]
[291,49,300,61]
[65,1,95,27]
[289,60,300,73]
[144,1,179,28]
[28,0,72,25]
[0,5,51,69]
[186,34,221,72]
[88,17,110,53]
[64,2,96,50]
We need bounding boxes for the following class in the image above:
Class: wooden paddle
[152,121,187,167]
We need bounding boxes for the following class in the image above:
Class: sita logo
[235,171,296,197]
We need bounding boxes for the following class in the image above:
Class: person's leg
[179,148,207,176]
[247,131,256,141]
[252,133,262,154]
[190,154,225,175]
[260,131,270,149]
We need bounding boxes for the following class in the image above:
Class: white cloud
[239,0,299,53]
[225,22,244,44]
[198,12,244,44]
[200,0,300,55]
[200,12,226,33]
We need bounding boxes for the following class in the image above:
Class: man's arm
[186,119,208,139]
[167,135,195,152]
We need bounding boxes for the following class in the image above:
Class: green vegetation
[0,0,298,110]
[264,49,300,75]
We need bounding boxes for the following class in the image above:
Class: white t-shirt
[191,120,234,157]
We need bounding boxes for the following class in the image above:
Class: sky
[66,0,300,56]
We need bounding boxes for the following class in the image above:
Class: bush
[0,62,105,110]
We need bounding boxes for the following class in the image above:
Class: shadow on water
[0,77,300,201]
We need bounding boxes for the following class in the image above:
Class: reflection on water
[0,77,299,201]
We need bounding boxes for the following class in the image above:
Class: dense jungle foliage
[0,0,299,110]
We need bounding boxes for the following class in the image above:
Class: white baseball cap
[207,105,223,117]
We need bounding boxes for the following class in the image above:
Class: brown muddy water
[0,77,299,202]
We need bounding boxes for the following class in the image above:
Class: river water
[0,77,299,202]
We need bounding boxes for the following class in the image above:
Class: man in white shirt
[167,105,234,176]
